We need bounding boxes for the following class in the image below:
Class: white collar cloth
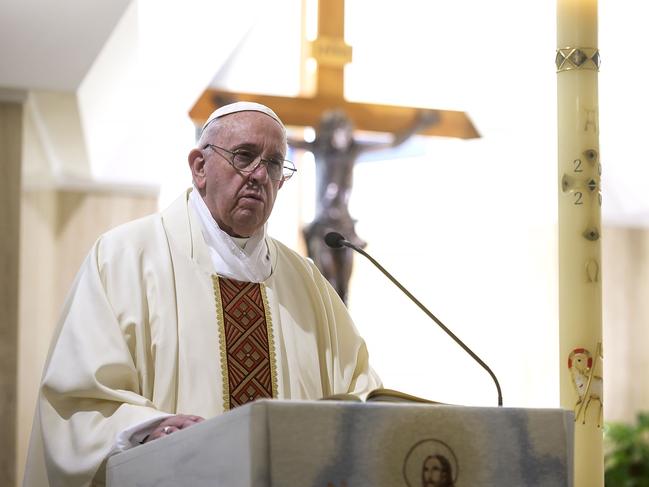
[189,188,272,282]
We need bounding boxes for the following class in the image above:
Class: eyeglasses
[203,144,297,181]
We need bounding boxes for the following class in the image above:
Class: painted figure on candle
[568,345,603,427]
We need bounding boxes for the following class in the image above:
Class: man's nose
[249,159,270,183]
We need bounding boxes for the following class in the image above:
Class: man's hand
[142,414,204,443]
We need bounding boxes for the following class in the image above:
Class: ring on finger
[162,426,172,434]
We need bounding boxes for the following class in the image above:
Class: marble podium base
[107,400,574,487]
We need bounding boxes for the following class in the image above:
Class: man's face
[332,125,353,150]
[189,111,286,237]
[422,456,443,486]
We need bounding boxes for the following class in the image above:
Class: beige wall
[12,84,160,486]
[603,226,649,423]
[1,99,23,487]
[16,188,157,485]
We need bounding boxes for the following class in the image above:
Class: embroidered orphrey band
[212,276,277,410]
[212,276,230,411]
[260,284,279,397]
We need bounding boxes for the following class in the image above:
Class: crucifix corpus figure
[289,109,439,303]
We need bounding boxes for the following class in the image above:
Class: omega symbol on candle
[586,258,600,281]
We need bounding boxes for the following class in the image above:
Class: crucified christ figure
[288,108,438,303]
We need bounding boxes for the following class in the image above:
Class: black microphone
[324,231,503,407]
[324,232,346,249]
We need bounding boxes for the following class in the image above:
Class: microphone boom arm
[338,238,503,407]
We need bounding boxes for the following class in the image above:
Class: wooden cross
[189,0,479,139]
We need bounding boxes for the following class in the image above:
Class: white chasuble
[24,189,380,487]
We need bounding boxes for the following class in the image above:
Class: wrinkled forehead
[207,111,288,150]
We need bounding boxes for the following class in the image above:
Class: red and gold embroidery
[212,276,277,410]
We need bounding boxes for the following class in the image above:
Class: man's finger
[142,414,204,443]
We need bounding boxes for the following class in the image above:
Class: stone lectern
[107,400,574,486]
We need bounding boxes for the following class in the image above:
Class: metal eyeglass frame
[203,143,296,181]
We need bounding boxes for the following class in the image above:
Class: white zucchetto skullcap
[201,101,285,133]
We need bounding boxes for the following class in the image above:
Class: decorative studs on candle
[561,174,574,192]
[562,147,601,208]
[583,228,600,241]
[561,171,599,194]
[556,48,601,72]
[584,149,598,162]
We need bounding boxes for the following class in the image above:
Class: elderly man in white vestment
[24,102,381,486]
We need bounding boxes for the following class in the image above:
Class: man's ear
[188,148,206,189]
